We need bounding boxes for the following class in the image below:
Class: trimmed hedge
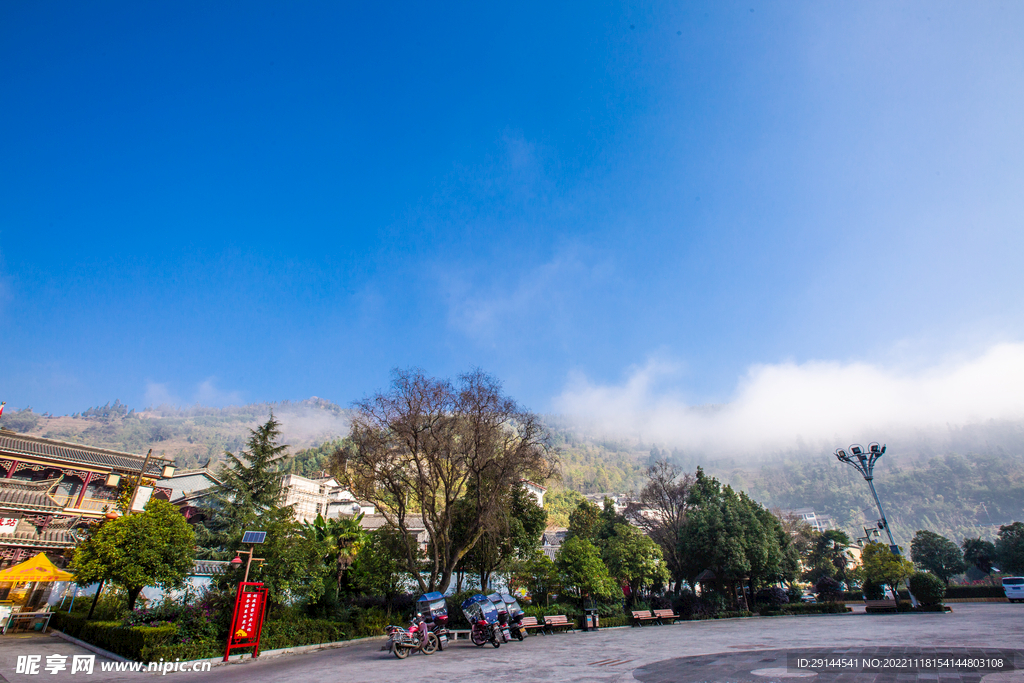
[909,573,945,606]
[53,612,351,663]
[844,585,1003,601]
[759,603,851,617]
[944,585,1004,599]
[50,613,176,661]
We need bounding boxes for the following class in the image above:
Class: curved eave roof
[0,431,171,476]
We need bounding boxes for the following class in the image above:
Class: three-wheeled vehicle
[415,592,451,650]
[486,593,514,642]
[461,594,502,648]
[500,593,527,640]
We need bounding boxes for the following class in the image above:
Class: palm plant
[303,513,367,590]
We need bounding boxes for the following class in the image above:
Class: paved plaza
[0,604,1021,683]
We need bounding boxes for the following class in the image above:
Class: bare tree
[623,461,693,594]
[336,368,555,593]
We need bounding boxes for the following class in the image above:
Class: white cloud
[193,378,243,407]
[554,343,1024,454]
[144,381,179,408]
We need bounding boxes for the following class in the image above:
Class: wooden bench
[543,615,574,634]
[653,608,679,624]
[865,599,898,612]
[519,616,545,636]
[631,610,659,627]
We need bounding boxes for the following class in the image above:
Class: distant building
[787,508,835,533]
[541,528,568,561]
[521,480,546,508]
[280,473,375,523]
[0,430,175,567]
[359,514,428,550]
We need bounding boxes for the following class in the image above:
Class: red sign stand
[223,582,269,661]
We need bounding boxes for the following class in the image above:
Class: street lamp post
[834,442,918,607]
[230,548,265,584]
[833,444,898,551]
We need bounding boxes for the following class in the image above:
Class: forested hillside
[3,402,1021,543]
[0,399,349,470]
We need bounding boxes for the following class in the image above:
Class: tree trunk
[86,580,105,620]
[127,586,143,612]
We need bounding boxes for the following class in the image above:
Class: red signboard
[223,582,268,661]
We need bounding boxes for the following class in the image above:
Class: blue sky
[2,1,1023,424]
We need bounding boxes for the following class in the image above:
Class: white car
[1003,577,1024,603]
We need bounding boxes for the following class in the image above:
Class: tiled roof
[193,560,228,576]
[160,470,220,496]
[0,529,76,549]
[0,478,63,512]
[0,431,171,476]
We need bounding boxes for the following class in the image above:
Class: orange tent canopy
[0,552,73,583]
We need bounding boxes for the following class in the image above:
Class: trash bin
[582,608,599,632]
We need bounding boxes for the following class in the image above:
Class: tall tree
[603,523,670,600]
[623,461,693,594]
[555,536,618,604]
[803,530,856,586]
[70,499,195,611]
[861,542,915,597]
[995,522,1024,575]
[457,482,547,592]
[566,499,602,542]
[198,414,291,557]
[961,537,997,575]
[910,530,967,585]
[338,368,555,593]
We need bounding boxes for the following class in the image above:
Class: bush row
[50,614,176,661]
[841,584,1004,601]
[758,603,851,616]
[52,612,352,663]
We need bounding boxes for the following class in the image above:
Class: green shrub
[758,602,851,616]
[260,618,345,650]
[908,572,946,606]
[50,614,176,661]
[862,581,885,600]
[944,584,1004,599]
[146,640,221,662]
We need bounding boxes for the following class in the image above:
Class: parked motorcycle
[382,618,439,659]
[461,594,502,648]
[500,593,527,641]
[415,591,451,651]
[486,593,514,642]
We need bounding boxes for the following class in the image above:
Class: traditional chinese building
[0,430,175,568]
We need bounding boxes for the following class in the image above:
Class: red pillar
[74,472,94,508]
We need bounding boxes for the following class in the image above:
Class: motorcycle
[382,617,439,659]
[486,593,514,642]
[461,594,502,648]
[415,591,451,651]
[500,593,527,641]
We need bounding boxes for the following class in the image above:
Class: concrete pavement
[1,604,1021,682]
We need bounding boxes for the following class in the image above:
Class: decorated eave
[0,431,172,477]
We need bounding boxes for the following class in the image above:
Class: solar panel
[241,531,267,544]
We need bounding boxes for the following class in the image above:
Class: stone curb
[50,630,129,663]
[182,633,389,669]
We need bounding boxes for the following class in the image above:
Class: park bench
[544,615,574,634]
[519,616,546,635]
[653,608,679,624]
[864,598,898,612]
[631,610,659,627]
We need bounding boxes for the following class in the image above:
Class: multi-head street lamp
[834,443,900,554]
